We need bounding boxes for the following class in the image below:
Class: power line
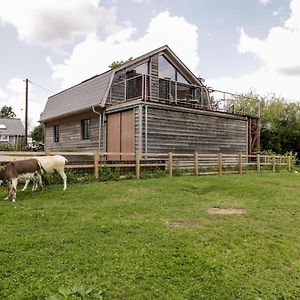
[29,80,56,94]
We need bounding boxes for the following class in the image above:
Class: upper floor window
[53,125,60,143]
[126,62,149,79]
[81,119,90,140]
[158,55,189,84]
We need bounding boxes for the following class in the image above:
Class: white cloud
[48,11,199,89]
[259,0,271,6]
[209,0,300,101]
[0,0,120,46]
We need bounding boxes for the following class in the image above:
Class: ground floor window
[53,125,60,143]
[81,119,90,140]
[0,135,9,141]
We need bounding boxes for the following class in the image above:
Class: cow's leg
[6,178,17,202]
[36,173,43,191]
[5,181,12,200]
[10,178,18,202]
[58,171,67,190]
[22,180,30,191]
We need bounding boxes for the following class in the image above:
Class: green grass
[1,173,300,299]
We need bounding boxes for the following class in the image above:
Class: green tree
[30,123,44,143]
[231,92,300,156]
[0,105,16,118]
[108,57,132,69]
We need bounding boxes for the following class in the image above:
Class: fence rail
[0,151,292,180]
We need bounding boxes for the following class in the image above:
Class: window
[53,125,60,143]
[0,135,9,141]
[158,55,190,83]
[176,71,189,84]
[126,62,148,79]
[159,55,176,80]
[81,119,90,140]
[0,124,7,129]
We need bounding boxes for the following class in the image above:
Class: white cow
[35,155,68,190]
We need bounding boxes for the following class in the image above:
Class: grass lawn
[1,173,300,299]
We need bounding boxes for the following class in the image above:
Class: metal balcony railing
[107,74,260,117]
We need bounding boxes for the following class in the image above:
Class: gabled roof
[40,70,113,122]
[0,118,24,135]
[40,45,203,122]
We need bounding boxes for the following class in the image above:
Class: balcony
[107,74,260,117]
[108,74,210,109]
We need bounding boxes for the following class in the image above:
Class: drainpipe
[92,106,102,151]
[145,104,148,157]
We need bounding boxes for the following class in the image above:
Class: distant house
[0,118,25,146]
[40,45,259,157]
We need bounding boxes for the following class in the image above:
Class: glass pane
[177,71,189,84]
[158,55,176,80]
[126,62,148,79]
[81,119,90,140]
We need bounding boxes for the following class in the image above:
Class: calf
[0,159,43,202]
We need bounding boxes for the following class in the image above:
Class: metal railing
[108,74,260,117]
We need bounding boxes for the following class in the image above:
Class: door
[107,110,135,160]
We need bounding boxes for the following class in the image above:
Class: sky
[0,0,299,129]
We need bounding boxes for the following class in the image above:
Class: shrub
[99,167,120,181]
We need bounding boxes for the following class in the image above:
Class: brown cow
[0,159,43,202]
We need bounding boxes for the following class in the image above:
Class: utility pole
[25,78,29,146]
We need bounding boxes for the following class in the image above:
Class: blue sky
[0,0,299,128]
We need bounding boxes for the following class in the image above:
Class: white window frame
[0,135,9,141]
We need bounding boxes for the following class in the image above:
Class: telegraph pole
[25,78,29,146]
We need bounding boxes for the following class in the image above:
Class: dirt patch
[167,220,203,229]
[207,208,246,215]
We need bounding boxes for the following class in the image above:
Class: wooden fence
[0,151,292,179]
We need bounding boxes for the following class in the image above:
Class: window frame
[53,125,60,143]
[0,135,9,141]
[81,119,91,140]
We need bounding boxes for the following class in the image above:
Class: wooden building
[40,45,258,157]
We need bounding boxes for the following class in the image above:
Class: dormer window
[0,124,7,130]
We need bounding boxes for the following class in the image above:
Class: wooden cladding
[107,109,135,160]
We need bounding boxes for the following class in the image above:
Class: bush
[141,168,166,179]
[99,167,120,181]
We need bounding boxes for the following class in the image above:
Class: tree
[30,123,44,143]
[231,92,300,156]
[108,57,133,69]
[0,105,16,118]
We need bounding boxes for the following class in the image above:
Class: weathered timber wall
[144,106,247,154]
[44,110,100,151]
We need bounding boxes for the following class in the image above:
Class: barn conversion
[40,45,259,157]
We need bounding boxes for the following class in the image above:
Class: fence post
[218,153,222,175]
[168,152,173,177]
[288,154,292,172]
[239,153,243,174]
[194,152,199,176]
[45,149,51,156]
[272,155,276,173]
[135,152,141,179]
[257,154,260,172]
[94,151,99,179]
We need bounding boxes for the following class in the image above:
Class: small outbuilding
[40,45,259,157]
